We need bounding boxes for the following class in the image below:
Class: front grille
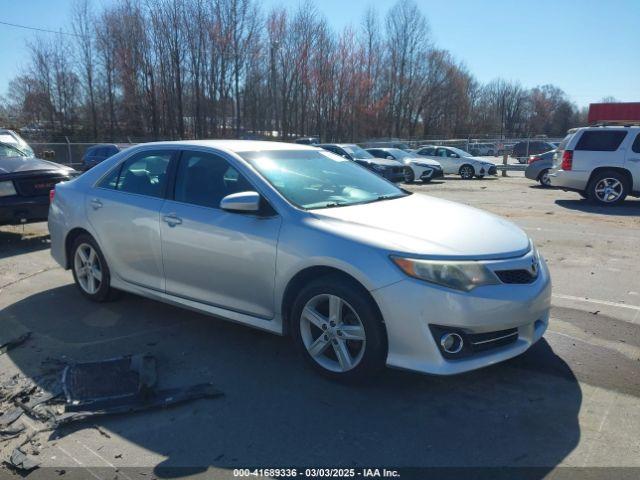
[467,328,518,353]
[495,269,536,284]
[13,175,68,197]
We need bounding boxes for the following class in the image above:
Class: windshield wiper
[376,194,404,201]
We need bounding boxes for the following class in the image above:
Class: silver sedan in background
[49,141,551,381]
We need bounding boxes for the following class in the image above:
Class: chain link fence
[23,134,564,169]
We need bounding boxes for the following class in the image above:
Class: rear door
[627,131,640,192]
[572,130,628,172]
[87,149,175,291]
[160,149,281,318]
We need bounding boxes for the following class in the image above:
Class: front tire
[459,164,475,180]
[71,234,118,302]
[290,275,387,381]
[403,167,415,183]
[587,170,628,205]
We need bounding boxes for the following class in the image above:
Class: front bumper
[0,195,50,225]
[371,253,551,375]
[419,167,444,180]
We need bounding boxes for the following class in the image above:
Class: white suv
[550,125,640,205]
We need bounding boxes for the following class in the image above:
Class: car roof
[130,140,318,154]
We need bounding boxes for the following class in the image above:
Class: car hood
[464,156,495,165]
[409,157,441,167]
[310,193,530,259]
[0,156,74,175]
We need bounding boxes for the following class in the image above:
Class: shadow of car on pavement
[2,281,581,478]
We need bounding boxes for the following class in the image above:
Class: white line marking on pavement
[77,440,135,480]
[55,445,104,480]
[553,294,640,312]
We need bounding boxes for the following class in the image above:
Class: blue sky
[1,0,638,106]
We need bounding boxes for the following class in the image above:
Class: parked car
[468,143,496,156]
[317,143,404,183]
[81,144,131,171]
[0,142,78,225]
[550,125,640,205]
[495,142,515,157]
[525,150,556,187]
[414,145,498,179]
[365,142,412,152]
[48,140,550,381]
[366,147,443,183]
[0,129,35,157]
[511,141,556,163]
[294,137,320,145]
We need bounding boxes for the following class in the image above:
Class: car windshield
[242,149,408,210]
[0,142,29,157]
[384,148,414,159]
[341,145,374,159]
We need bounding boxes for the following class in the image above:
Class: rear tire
[290,275,387,382]
[538,169,551,187]
[71,234,119,302]
[587,170,628,205]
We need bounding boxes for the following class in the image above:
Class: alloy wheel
[539,169,551,187]
[404,167,415,183]
[594,178,623,203]
[460,165,474,179]
[74,243,103,295]
[299,294,366,373]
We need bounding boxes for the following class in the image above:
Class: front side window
[242,149,407,210]
[174,151,254,209]
[575,130,627,151]
[98,150,172,197]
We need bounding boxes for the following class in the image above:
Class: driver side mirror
[220,191,260,213]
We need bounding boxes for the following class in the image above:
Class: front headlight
[391,256,500,291]
[0,181,17,197]
[413,162,433,168]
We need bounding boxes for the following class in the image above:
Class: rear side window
[575,131,627,151]
[558,133,574,150]
[632,133,640,153]
[97,151,173,197]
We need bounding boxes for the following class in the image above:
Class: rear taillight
[561,150,573,170]
[528,155,537,164]
[49,188,55,203]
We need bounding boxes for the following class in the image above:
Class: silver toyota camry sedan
[49,140,551,381]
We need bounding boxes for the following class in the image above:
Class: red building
[588,102,640,124]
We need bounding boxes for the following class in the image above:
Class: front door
[160,149,282,318]
[627,132,640,192]
[86,149,175,291]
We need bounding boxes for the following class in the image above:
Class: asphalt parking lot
[1,172,639,478]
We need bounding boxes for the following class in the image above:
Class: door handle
[90,199,103,210]
[628,158,640,162]
[163,214,182,226]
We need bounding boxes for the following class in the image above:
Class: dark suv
[511,141,556,163]
[81,144,130,171]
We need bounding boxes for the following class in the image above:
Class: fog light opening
[440,332,464,354]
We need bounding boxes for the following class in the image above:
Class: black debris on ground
[0,353,223,472]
